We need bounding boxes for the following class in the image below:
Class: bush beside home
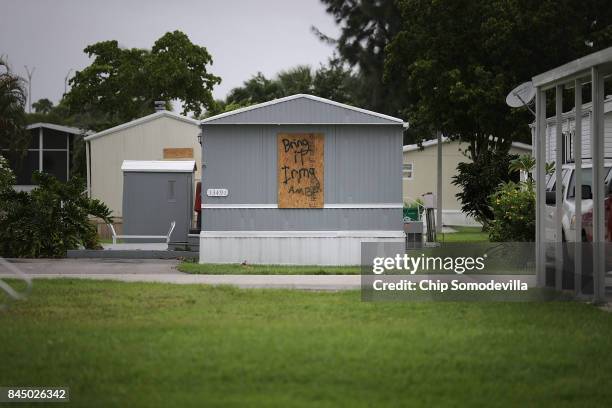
[0,156,112,257]
[488,181,535,242]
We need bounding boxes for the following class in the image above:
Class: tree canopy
[384,0,612,157]
[314,0,404,116]
[65,30,220,130]
[207,58,360,117]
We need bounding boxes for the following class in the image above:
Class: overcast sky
[0,0,340,108]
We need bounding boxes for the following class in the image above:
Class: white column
[535,87,547,287]
[85,140,91,197]
[591,66,605,302]
[436,130,442,233]
[38,127,43,173]
[555,85,564,291]
[573,79,582,294]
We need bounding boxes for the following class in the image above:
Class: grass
[438,226,489,243]
[178,262,360,274]
[1,279,612,407]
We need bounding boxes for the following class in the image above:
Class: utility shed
[199,94,405,265]
[122,160,195,245]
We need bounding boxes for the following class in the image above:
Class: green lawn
[1,280,612,407]
[438,226,489,243]
[179,262,360,274]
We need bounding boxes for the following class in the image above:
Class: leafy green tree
[314,0,404,116]
[65,30,220,129]
[278,65,313,95]
[313,57,361,104]
[225,72,282,107]
[383,0,612,225]
[32,98,53,114]
[385,0,612,157]
[0,57,28,153]
[219,58,361,116]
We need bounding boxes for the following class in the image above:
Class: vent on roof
[154,101,166,112]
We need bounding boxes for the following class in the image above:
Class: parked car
[545,162,612,243]
[581,167,612,242]
[544,162,611,290]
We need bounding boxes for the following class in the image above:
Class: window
[2,128,78,185]
[567,167,612,199]
[403,163,414,180]
[562,130,574,163]
[43,151,68,181]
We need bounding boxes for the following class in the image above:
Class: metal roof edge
[120,159,196,172]
[200,94,404,125]
[84,111,199,141]
[402,137,532,152]
[27,122,86,135]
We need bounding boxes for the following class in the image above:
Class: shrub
[452,149,515,228]
[488,181,535,242]
[0,157,112,257]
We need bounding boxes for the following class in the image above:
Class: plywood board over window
[277,133,324,208]
[163,148,194,159]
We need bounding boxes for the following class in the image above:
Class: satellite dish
[506,81,536,115]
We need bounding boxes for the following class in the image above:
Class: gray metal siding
[123,172,193,241]
[202,125,402,204]
[204,97,399,125]
[201,124,402,231]
[201,208,402,231]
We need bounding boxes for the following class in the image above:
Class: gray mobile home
[199,94,405,265]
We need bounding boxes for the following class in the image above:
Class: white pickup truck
[545,162,612,242]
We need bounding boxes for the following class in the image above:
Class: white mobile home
[199,94,405,265]
[402,138,532,226]
[538,96,612,163]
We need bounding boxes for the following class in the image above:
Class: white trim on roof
[200,94,404,125]
[27,122,86,135]
[402,137,449,152]
[532,47,612,88]
[402,137,532,152]
[84,111,200,141]
[121,160,196,173]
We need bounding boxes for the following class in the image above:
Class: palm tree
[0,58,28,153]
[509,154,537,190]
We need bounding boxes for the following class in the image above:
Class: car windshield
[567,167,612,198]
[546,168,569,192]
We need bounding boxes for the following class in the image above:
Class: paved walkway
[0,259,360,290]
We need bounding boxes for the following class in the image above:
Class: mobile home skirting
[199,230,405,265]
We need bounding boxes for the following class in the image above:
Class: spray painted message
[277,133,324,208]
